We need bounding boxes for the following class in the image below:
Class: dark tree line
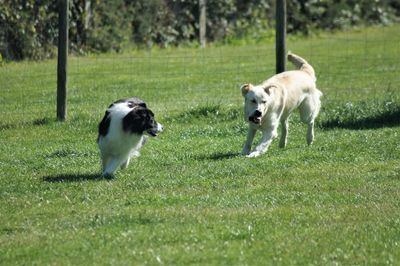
[0,0,399,61]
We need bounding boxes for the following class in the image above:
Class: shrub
[0,0,399,60]
[0,0,58,60]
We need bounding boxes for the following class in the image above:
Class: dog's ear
[138,102,147,108]
[264,85,276,96]
[122,109,147,134]
[98,110,111,138]
[240,83,253,96]
[127,100,147,109]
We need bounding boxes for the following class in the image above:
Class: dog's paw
[102,172,115,180]
[247,151,261,158]
[241,148,251,156]
[130,151,140,158]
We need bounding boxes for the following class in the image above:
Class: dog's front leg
[279,118,289,148]
[247,128,276,158]
[103,158,122,177]
[241,127,257,155]
[120,157,130,169]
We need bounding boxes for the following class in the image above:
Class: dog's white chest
[98,126,142,157]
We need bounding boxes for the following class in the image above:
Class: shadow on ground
[196,151,239,161]
[320,109,400,130]
[1,117,53,131]
[43,173,109,182]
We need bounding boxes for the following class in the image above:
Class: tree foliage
[0,0,399,60]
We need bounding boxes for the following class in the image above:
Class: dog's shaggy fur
[240,52,322,158]
[97,97,163,176]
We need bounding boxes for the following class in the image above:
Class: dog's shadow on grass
[321,111,400,130]
[320,104,400,130]
[197,151,239,161]
[43,173,110,183]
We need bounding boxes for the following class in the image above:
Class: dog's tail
[287,52,316,81]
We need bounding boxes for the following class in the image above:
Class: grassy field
[1,25,400,265]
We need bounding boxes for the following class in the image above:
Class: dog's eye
[251,99,256,104]
[262,100,267,104]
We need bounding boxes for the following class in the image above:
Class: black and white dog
[97,97,163,177]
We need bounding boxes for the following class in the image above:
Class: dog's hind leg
[241,127,257,155]
[299,91,321,145]
[279,117,289,148]
[299,112,315,145]
[306,122,315,145]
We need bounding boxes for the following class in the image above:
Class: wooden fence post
[57,0,68,121]
[199,0,206,48]
[276,0,286,74]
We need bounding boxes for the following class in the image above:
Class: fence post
[199,0,206,48]
[57,0,68,121]
[276,0,286,74]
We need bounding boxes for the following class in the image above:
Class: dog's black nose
[249,110,262,124]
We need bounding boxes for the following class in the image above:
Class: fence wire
[0,25,399,125]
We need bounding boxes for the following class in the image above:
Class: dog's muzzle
[147,123,163,137]
[249,110,262,124]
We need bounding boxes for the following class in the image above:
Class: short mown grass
[0,25,399,265]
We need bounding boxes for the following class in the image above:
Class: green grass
[1,25,400,265]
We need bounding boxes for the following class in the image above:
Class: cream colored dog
[240,52,322,158]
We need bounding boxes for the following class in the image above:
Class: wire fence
[0,25,399,125]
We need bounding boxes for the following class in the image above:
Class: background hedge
[0,0,399,60]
